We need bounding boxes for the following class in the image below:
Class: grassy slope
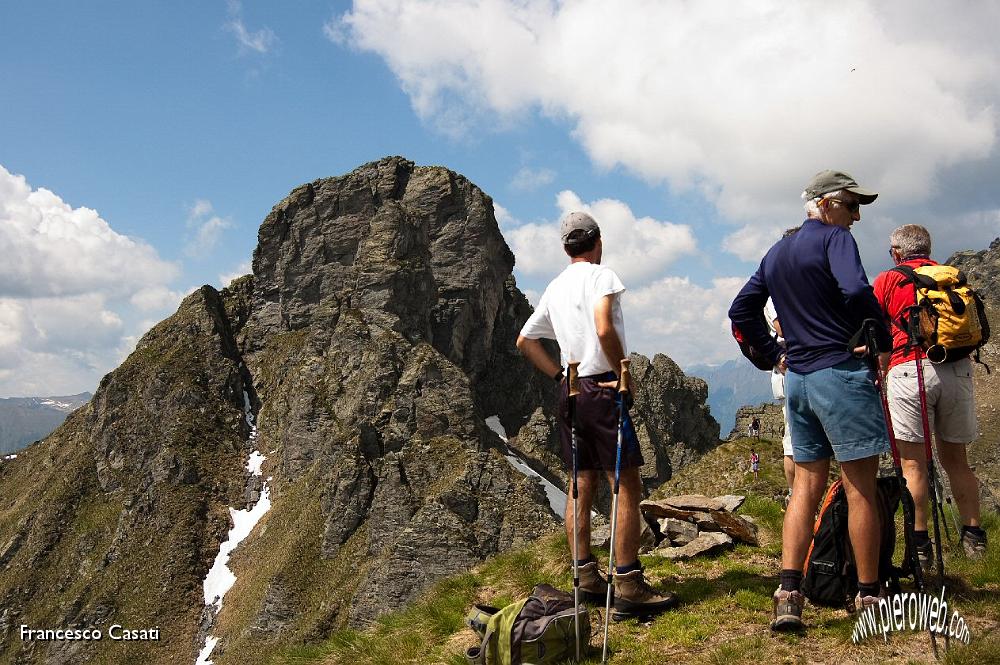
[254,435,1000,665]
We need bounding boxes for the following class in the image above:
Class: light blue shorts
[785,358,890,463]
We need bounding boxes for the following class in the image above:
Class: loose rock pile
[638,494,758,560]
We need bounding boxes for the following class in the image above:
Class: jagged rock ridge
[0,157,722,664]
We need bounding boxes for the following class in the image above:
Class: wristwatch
[553,369,565,383]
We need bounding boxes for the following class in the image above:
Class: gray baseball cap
[803,170,878,204]
[560,211,600,245]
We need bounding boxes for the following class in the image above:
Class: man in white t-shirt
[516,211,677,619]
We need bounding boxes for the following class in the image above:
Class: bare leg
[898,439,929,531]
[840,455,882,585]
[566,469,599,560]
[937,441,981,528]
[605,467,642,566]
[782,458,830,571]
[783,455,796,491]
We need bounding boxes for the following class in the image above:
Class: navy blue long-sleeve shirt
[728,218,891,374]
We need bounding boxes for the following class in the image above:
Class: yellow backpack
[892,264,990,368]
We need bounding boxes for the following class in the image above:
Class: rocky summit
[0,157,721,664]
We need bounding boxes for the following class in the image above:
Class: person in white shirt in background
[766,298,795,505]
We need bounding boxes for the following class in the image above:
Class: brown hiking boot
[961,528,987,560]
[770,587,805,632]
[578,561,608,604]
[611,568,678,619]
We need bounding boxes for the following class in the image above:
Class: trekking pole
[913,344,950,651]
[933,475,954,543]
[943,490,962,541]
[568,361,582,663]
[860,320,939,657]
[602,358,630,664]
[912,347,947,571]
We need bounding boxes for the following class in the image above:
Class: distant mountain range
[0,393,91,455]
[685,359,775,435]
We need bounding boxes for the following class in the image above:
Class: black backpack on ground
[802,476,914,610]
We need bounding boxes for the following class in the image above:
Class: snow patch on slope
[196,390,272,665]
[486,415,567,518]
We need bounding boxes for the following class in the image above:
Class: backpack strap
[466,625,494,665]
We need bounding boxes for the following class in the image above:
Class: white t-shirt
[519,262,627,376]
[765,297,786,399]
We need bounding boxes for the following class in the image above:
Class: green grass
[263,461,1000,665]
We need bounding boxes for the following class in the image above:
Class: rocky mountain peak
[0,158,722,664]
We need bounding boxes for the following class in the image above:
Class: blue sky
[2,1,999,397]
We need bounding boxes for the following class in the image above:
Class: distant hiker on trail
[766,300,795,505]
[749,448,760,481]
[874,224,988,563]
[516,211,678,622]
[728,169,891,632]
[750,416,761,438]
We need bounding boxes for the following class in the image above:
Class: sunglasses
[824,197,861,213]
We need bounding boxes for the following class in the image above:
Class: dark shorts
[558,373,644,472]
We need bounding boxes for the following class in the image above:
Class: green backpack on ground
[465,584,590,665]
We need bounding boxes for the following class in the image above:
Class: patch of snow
[195,636,218,665]
[195,390,271,663]
[246,451,265,476]
[486,416,567,519]
[201,483,272,607]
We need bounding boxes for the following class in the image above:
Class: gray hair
[890,224,931,258]
[802,189,846,218]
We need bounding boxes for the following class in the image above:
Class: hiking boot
[854,590,885,612]
[961,528,988,560]
[915,539,934,574]
[578,560,609,604]
[611,568,678,619]
[770,587,805,632]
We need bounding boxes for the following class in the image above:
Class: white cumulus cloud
[505,189,697,286]
[0,165,179,299]
[0,165,182,397]
[335,0,999,242]
[625,276,747,367]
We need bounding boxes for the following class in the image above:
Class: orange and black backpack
[801,477,913,609]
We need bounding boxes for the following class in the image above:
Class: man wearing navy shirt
[729,170,891,632]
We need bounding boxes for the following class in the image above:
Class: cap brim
[846,187,878,204]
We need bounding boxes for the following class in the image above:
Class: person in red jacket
[872,224,987,563]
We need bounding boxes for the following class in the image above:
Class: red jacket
[872,257,936,370]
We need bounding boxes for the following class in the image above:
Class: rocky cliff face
[948,238,1000,511]
[949,237,1000,309]
[731,403,786,442]
[0,157,722,664]
[0,287,253,665]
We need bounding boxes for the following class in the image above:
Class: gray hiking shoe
[771,587,805,632]
[961,528,988,560]
[612,568,678,619]
[854,590,885,612]
[578,560,608,604]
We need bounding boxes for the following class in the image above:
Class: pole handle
[618,358,631,393]
[568,362,581,397]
